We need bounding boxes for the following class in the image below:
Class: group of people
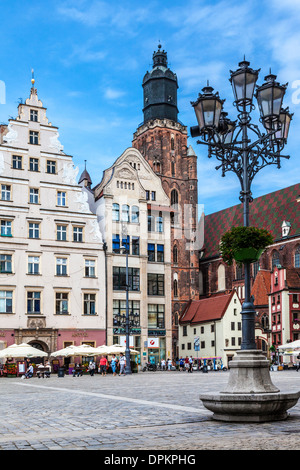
[179,356,195,372]
[98,353,126,376]
[24,360,51,379]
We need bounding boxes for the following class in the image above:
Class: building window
[84,293,96,315]
[46,160,56,174]
[57,191,66,206]
[29,157,39,172]
[1,185,11,201]
[173,245,178,263]
[56,258,67,276]
[113,300,140,327]
[148,212,155,232]
[29,130,39,145]
[0,220,12,237]
[148,243,155,262]
[295,247,300,268]
[132,236,140,255]
[157,244,164,262]
[121,204,130,222]
[121,235,130,253]
[28,256,40,275]
[57,225,67,241]
[272,252,280,269]
[0,290,13,313]
[173,279,178,297]
[112,203,120,221]
[171,189,178,206]
[183,326,187,336]
[113,267,140,291]
[112,234,120,253]
[131,205,139,223]
[12,155,22,169]
[0,254,12,273]
[29,222,40,239]
[147,273,164,296]
[30,109,38,122]
[27,291,41,314]
[151,191,156,201]
[73,226,83,242]
[85,259,95,277]
[156,212,164,232]
[148,304,165,329]
[29,188,39,204]
[56,292,69,315]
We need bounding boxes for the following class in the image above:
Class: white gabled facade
[86,147,172,366]
[0,81,106,357]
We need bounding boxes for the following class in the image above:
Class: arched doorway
[28,341,48,365]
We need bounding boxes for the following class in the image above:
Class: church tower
[132,45,199,359]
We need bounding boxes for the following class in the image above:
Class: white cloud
[104,87,126,100]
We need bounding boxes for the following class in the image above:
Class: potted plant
[6,363,17,377]
[219,226,273,265]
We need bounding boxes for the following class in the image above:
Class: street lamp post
[190,59,300,422]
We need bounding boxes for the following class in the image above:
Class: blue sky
[0,0,299,215]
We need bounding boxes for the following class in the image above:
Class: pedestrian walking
[184,356,189,371]
[99,355,108,376]
[188,356,193,373]
[161,358,166,371]
[110,354,118,376]
[167,358,172,371]
[179,357,184,371]
[119,353,126,375]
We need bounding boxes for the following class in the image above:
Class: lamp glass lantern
[256,73,287,129]
[229,60,260,106]
[191,85,224,131]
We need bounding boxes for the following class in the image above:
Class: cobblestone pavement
[0,370,299,452]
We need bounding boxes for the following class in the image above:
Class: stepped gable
[202,183,300,260]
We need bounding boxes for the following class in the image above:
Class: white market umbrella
[0,343,48,359]
[101,344,139,355]
[278,340,300,351]
[51,344,97,358]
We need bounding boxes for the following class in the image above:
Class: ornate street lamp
[121,223,132,375]
[190,60,300,422]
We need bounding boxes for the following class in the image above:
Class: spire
[152,43,168,70]
[78,160,92,188]
[31,69,35,88]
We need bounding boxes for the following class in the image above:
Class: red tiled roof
[286,268,300,290]
[180,291,236,324]
[202,183,300,260]
[251,270,271,306]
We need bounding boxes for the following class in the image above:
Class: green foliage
[219,226,274,266]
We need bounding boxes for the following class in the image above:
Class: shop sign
[148,338,159,348]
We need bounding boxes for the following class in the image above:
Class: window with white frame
[1,220,12,237]
[27,291,41,314]
[30,109,38,122]
[56,258,67,276]
[29,188,39,204]
[85,259,95,277]
[73,226,83,242]
[56,292,69,315]
[29,157,39,172]
[28,222,40,239]
[29,130,39,145]
[83,293,96,315]
[57,191,66,206]
[112,203,120,221]
[0,254,12,273]
[57,225,67,241]
[1,185,11,201]
[28,256,40,275]
[46,160,56,174]
[0,290,13,313]
[12,155,22,169]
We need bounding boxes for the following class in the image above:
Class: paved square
[0,370,299,450]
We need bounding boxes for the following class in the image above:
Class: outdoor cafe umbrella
[0,342,48,359]
[278,340,300,351]
[50,344,97,357]
[95,344,139,355]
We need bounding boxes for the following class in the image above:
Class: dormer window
[30,109,38,122]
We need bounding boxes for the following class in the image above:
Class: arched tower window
[171,189,178,206]
[295,246,300,268]
[217,264,226,291]
[272,251,280,269]
[173,244,178,264]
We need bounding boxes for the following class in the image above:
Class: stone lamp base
[200,350,300,422]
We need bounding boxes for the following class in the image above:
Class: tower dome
[142,44,178,123]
